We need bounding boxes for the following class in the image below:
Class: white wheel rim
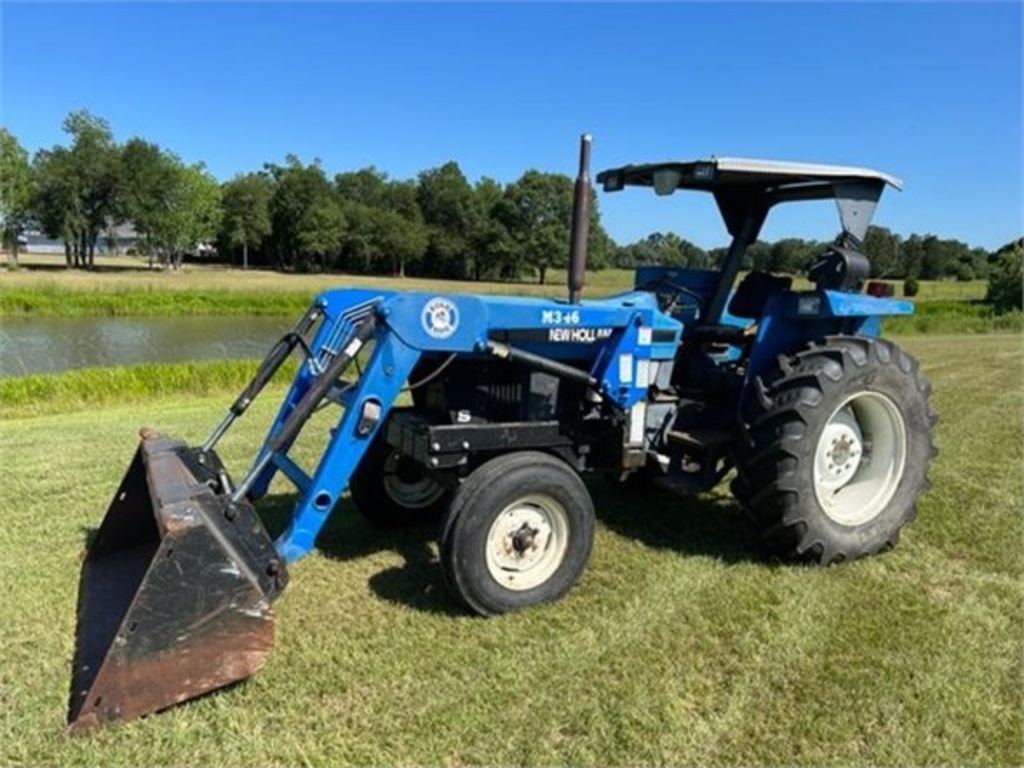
[813,391,908,526]
[382,451,446,510]
[485,494,570,591]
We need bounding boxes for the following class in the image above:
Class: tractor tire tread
[733,335,937,565]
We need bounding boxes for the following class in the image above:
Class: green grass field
[1,334,1020,766]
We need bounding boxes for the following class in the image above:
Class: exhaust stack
[568,133,592,304]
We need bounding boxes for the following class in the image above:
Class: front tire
[734,335,938,565]
[440,451,595,616]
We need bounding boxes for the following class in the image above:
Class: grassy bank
[0,334,1020,766]
[0,283,314,317]
[0,358,298,419]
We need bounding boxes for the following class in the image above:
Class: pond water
[0,316,291,376]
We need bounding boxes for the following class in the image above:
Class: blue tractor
[69,137,937,729]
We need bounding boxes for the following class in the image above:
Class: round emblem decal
[422,296,459,339]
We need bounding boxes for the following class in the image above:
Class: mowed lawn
[0,334,1020,766]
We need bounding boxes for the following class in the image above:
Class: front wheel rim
[813,391,908,526]
[485,494,570,591]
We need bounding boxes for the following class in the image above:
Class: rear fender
[745,290,913,383]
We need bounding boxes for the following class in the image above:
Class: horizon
[2,2,1021,251]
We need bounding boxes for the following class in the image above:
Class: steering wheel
[639,276,705,315]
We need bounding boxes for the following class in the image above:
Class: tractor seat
[684,271,792,347]
[729,270,792,319]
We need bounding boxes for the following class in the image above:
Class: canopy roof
[596,157,903,194]
[596,156,903,242]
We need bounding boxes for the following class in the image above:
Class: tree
[901,234,924,279]
[616,232,708,268]
[156,162,222,270]
[0,128,34,268]
[335,166,388,208]
[500,170,574,285]
[768,238,820,274]
[220,173,272,269]
[381,179,428,277]
[985,238,1023,312]
[968,247,990,280]
[742,241,772,270]
[63,110,122,268]
[120,138,179,266]
[32,146,83,268]
[31,111,122,269]
[583,191,616,271]
[919,235,953,280]
[417,162,476,279]
[465,177,514,281]
[297,194,345,271]
[336,171,427,276]
[345,205,426,277]
[863,226,902,278]
[266,156,344,271]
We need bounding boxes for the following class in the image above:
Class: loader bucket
[68,431,287,731]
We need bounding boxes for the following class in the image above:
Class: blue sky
[2,2,1021,250]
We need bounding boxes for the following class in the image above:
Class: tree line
[617,228,997,283]
[0,111,1016,291]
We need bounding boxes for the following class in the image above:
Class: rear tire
[349,436,450,528]
[734,335,938,565]
[440,451,595,616]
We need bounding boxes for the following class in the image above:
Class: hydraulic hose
[202,302,322,453]
[267,317,377,454]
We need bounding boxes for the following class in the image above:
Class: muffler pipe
[568,133,592,304]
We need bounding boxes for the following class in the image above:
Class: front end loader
[70,136,936,729]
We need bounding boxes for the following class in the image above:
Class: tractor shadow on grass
[76,482,770,618]
[257,480,769,614]
[257,493,465,616]
[586,479,769,565]
[257,481,771,614]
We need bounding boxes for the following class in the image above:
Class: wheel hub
[492,509,551,568]
[485,495,569,591]
[813,392,907,526]
[511,523,539,554]
[816,410,863,491]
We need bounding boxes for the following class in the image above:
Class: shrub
[985,240,1023,313]
[903,277,920,297]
